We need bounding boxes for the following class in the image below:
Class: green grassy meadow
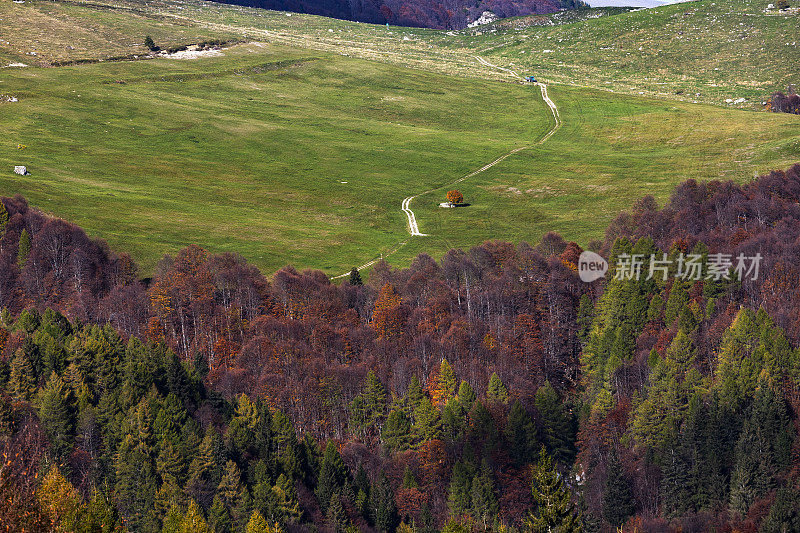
[0,0,799,276]
[2,42,798,275]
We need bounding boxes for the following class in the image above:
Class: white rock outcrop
[468,11,499,28]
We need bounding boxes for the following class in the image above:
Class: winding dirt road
[332,56,561,279]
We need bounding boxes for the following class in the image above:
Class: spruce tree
[525,447,582,533]
[486,373,508,404]
[470,460,498,530]
[9,348,36,400]
[216,460,244,509]
[457,380,476,411]
[433,359,457,406]
[406,376,425,410]
[448,461,472,518]
[535,382,575,465]
[370,471,399,533]
[0,201,8,238]
[208,496,232,533]
[36,372,76,458]
[17,228,31,268]
[316,441,348,514]
[348,268,363,286]
[382,408,413,451]
[601,448,634,527]
[413,396,442,443]
[326,492,348,533]
[505,401,537,466]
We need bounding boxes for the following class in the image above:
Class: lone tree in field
[446,190,464,206]
[144,35,158,52]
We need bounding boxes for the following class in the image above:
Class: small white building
[14,166,27,175]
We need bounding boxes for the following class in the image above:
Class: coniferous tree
[413,396,442,443]
[0,201,8,238]
[486,373,508,404]
[383,408,413,451]
[576,294,593,345]
[470,460,498,530]
[326,492,348,533]
[348,268,363,286]
[432,359,457,407]
[535,382,575,465]
[601,448,634,527]
[37,466,80,533]
[370,471,399,533]
[442,397,465,441]
[354,464,371,520]
[36,372,76,458]
[9,348,36,400]
[316,441,348,514]
[217,460,244,510]
[759,484,800,533]
[525,448,581,533]
[457,381,476,411]
[448,461,472,518]
[402,466,418,489]
[407,376,425,410]
[505,401,537,466]
[17,228,31,268]
[208,496,232,533]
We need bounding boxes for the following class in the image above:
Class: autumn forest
[2,165,800,532]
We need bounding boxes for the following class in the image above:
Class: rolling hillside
[0,0,798,275]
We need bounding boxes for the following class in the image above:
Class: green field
[1,0,799,276]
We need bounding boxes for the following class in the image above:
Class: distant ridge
[210,0,587,29]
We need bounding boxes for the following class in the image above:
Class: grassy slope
[0,0,798,275]
[472,0,800,107]
[1,44,555,273]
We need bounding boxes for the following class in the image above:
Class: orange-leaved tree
[446,190,464,205]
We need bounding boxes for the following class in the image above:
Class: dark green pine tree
[350,371,388,437]
[382,408,413,452]
[442,397,466,441]
[0,201,8,238]
[406,376,425,410]
[370,471,399,533]
[35,372,76,458]
[402,466,418,489]
[467,401,499,457]
[470,460,498,530]
[448,461,473,518]
[486,373,508,404]
[729,384,793,517]
[316,441,348,514]
[187,429,226,509]
[17,228,31,268]
[457,380,476,411]
[209,495,232,533]
[535,381,576,466]
[115,433,158,532]
[526,447,582,533]
[9,348,36,400]
[505,401,537,467]
[348,267,363,286]
[326,492,348,533]
[354,464,371,519]
[759,484,800,533]
[601,448,634,528]
[272,410,302,480]
[413,396,442,443]
[419,501,436,533]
